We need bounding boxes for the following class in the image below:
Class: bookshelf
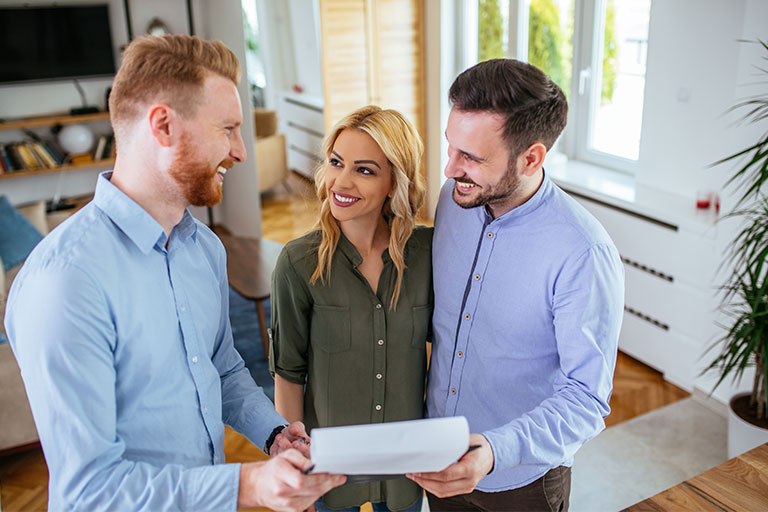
[0,111,114,181]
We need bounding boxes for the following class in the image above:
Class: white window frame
[461,0,648,176]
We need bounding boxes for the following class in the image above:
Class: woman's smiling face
[324,128,393,225]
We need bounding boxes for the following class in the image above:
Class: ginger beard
[168,132,233,207]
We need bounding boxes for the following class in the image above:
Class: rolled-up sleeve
[269,248,312,385]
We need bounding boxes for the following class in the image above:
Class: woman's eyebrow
[353,159,382,169]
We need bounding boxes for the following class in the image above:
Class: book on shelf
[15,143,39,169]
[29,141,58,169]
[0,145,15,172]
[94,135,107,161]
[42,140,65,165]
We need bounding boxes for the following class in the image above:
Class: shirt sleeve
[269,247,312,385]
[482,243,624,471]
[212,244,287,448]
[5,262,242,511]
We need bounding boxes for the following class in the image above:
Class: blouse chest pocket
[311,304,352,353]
[411,305,431,349]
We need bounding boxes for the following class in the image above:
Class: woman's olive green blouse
[269,226,433,511]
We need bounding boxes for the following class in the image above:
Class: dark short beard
[168,133,222,207]
[453,159,521,210]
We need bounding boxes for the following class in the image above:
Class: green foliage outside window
[601,0,618,105]
[477,0,618,104]
[528,0,571,100]
[478,0,506,62]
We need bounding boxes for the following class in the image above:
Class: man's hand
[238,448,346,511]
[271,421,312,458]
[406,433,494,498]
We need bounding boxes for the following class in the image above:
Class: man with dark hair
[408,59,624,511]
[5,34,344,511]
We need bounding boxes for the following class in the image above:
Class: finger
[293,440,311,458]
[287,421,310,441]
[279,447,314,471]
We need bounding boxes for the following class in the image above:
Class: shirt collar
[337,230,392,268]
[480,169,552,224]
[93,171,197,254]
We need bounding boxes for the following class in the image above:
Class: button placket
[372,299,386,421]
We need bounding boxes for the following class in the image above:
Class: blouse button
[457,351,463,358]
[378,339,384,346]
[375,303,382,310]
[376,373,383,380]
[375,404,382,411]
[474,274,481,281]
[487,232,494,238]
[464,313,471,320]
[450,388,457,395]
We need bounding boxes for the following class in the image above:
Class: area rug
[570,397,727,511]
[229,287,274,401]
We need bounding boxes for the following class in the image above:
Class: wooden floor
[0,174,689,510]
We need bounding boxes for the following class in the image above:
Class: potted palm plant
[705,39,768,458]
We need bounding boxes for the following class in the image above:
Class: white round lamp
[58,124,94,155]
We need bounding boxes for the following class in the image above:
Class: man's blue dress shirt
[6,172,285,510]
[427,173,624,491]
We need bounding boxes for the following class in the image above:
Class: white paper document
[308,416,470,476]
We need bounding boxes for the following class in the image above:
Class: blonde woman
[270,105,431,512]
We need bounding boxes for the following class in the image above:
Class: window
[471,0,652,173]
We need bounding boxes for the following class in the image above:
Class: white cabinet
[556,182,720,392]
[277,92,325,179]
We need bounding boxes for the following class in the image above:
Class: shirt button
[375,304,382,310]
[191,356,198,363]
[375,404,382,411]
[451,388,457,395]
[376,373,383,380]
[474,274,481,281]
[487,232,494,238]
[180,306,186,313]
[378,339,384,346]
[457,351,463,357]
[464,313,471,320]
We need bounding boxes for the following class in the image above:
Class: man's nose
[444,153,462,178]
[230,131,246,163]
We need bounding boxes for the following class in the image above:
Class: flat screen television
[0,4,116,85]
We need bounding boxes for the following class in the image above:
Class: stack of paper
[308,416,470,478]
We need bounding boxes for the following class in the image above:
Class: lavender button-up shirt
[427,172,624,491]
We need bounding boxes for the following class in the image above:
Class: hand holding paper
[406,433,495,498]
[306,416,471,480]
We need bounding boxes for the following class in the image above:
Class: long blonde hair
[310,105,425,309]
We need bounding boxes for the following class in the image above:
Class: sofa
[0,199,74,453]
[253,108,288,193]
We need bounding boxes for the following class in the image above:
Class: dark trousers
[427,466,571,512]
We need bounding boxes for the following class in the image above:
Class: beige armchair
[1,201,75,453]
[253,108,288,193]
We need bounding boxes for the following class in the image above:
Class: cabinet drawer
[287,147,321,179]
[281,98,325,134]
[623,264,719,344]
[619,313,697,391]
[285,124,324,158]
[575,197,716,288]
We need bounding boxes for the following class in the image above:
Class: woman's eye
[329,158,342,167]
[358,167,374,175]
